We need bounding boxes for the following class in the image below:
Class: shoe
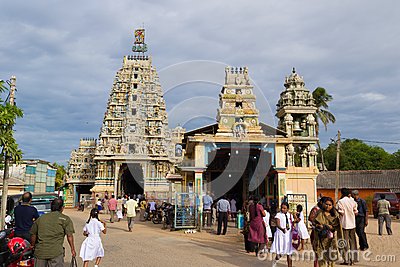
[339,262,350,265]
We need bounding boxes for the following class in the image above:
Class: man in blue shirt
[14,192,39,242]
[202,193,213,227]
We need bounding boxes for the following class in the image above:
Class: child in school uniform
[262,205,273,252]
[80,208,107,267]
[270,202,295,267]
[295,204,310,251]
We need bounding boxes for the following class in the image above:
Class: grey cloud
[1,0,399,164]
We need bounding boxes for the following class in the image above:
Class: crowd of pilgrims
[242,192,355,267]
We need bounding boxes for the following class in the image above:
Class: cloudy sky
[1,1,399,165]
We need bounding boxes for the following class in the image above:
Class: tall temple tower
[91,29,184,199]
[216,67,263,137]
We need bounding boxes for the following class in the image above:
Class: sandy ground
[60,209,399,267]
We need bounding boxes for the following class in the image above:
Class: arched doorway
[119,163,144,196]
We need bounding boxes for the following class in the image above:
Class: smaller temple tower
[275,68,319,208]
[276,68,318,168]
[216,66,263,137]
[66,138,97,207]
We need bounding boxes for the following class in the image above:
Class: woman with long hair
[80,208,107,267]
[248,196,267,256]
[312,197,343,267]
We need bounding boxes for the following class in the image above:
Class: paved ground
[62,210,399,267]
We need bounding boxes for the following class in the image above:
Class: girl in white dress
[116,196,124,222]
[295,204,310,251]
[80,208,107,267]
[270,202,294,267]
[262,206,272,253]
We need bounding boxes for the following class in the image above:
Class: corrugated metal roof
[317,170,400,190]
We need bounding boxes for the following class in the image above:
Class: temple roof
[183,122,287,139]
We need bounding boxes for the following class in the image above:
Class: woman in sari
[248,196,267,256]
[312,197,343,267]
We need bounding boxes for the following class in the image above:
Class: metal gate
[174,192,198,229]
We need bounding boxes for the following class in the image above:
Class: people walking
[247,196,267,256]
[13,192,39,242]
[116,196,124,222]
[309,196,326,267]
[242,197,254,253]
[230,197,237,220]
[216,195,230,235]
[80,208,107,267]
[263,205,272,247]
[312,197,343,267]
[270,202,294,267]
[352,190,369,250]
[103,196,109,215]
[139,198,147,221]
[337,188,359,265]
[377,194,393,235]
[79,196,85,212]
[125,195,138,232]
[203,192,213,227]
[30,198,76,267]
[295,204,310,251]
[108,195,117,223]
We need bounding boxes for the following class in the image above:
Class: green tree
[52,162,66,189]
[312,87,336,170]
[385,149,400,169]
[323,139,392,170]
[0,78,23,230]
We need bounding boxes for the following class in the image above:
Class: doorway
[119,163,144,197]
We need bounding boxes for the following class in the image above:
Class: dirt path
[61,210,399,267]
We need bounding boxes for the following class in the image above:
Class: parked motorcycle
[152,204,163,224]
[161,202,174,230]
[0,229,34,267]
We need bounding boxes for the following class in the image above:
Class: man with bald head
[14,191,39,242]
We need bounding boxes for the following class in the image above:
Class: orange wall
[317,188,390,212]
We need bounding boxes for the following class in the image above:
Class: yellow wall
[285,166,318,206]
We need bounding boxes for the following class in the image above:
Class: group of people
[202,193,239,234]
[239,188,394,267]
[11,191,143,267]
[94,194,139,231]
[243,196,309,267]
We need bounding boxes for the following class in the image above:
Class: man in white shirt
[337,188,359,265]
[124,195,138,232]
[216,195,231,235]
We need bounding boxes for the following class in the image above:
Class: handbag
[70,256,78,267]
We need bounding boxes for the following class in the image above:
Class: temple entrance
[119,163,144,197]
[206,144,275,210]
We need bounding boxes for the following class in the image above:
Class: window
[132,95,137,101]
[47,169,56,177]
[133,83,138,89]
[26,166,36,175]
[132,108,137,115]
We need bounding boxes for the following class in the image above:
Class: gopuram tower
[91,29,184,199]
[216,67,263,137]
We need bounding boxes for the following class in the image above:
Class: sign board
[287,193,308,221]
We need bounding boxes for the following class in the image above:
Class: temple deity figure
[286,144,295,166]
[301,147,308,167]
[308,144,318,167]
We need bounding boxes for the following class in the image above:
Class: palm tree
[312,87,336,171]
